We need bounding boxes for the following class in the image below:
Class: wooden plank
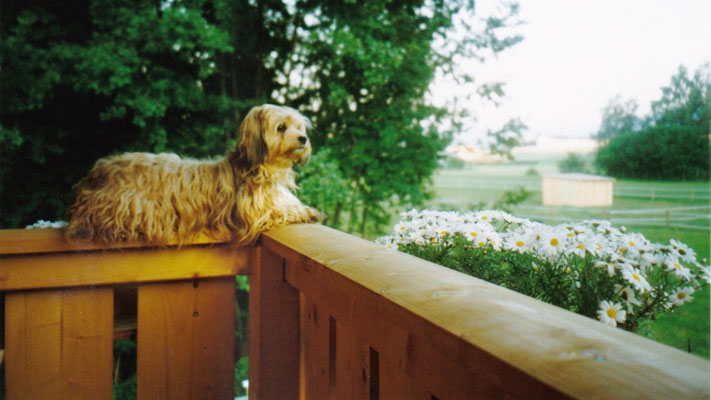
[0,243,249,291]
[261,224,710,399]
[379,355,430,400]
[333,321,371,400]
[5,287,114,400]
[285,253,511,399]
[60,287,114,399]
[299,294,332,400]
[0,227,226,255]
[5,291,62,399]
[248,246,300,400]
[137,278,235,399]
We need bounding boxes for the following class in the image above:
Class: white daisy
[597,300,626,327]
[670,239,697,263]
[615,285,641,313]
[503,231,532,253]
[699,266,711,285]
[664,259,692,281]
[538,229,565,260]
[669,287,695,306]
[621,267,652,293]
[595,261,617,277]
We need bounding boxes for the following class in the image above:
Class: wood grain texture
[299,294,331,400]
[332,321,371,400]
[0,227,225,255]
[248,246,300,400]
[136,278,235,400]
[262,224,710,400]
[5,287,114,400]
[0,243,249,291]
[379,355,430,400]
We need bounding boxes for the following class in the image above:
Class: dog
[64,104,324,245]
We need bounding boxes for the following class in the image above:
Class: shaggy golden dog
[64,104,324,245]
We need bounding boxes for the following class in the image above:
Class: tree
[1,0,524,231]
[558,153,590,174]
[595,64,710,180]
[273,1,524,234]
[595,96,641,141]
[1,0,236,227]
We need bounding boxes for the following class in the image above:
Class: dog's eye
[277,123,287,133]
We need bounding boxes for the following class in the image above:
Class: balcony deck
[0,224,708,399]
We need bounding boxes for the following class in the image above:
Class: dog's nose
[298,136,308,145]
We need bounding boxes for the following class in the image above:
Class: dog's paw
[306,207,327,223]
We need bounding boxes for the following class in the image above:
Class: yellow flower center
[632,273,641,282]
[620,247,628,253]
[550,238,559,246]
[628,241,635,247]
[576,244,585,249]
[441,231,449,236]
[470,232,478,237]
[677,292,687,299]
[400,226,405,230]
[482,216,488,220]
[607,308,617,318]
[675,263,682,270]
[516,241,525,247]
[567,233,575,237]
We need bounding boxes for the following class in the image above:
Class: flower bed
[378,210,710,332]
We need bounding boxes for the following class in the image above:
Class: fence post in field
[666,209,672,226]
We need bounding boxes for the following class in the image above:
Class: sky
[431,0,711,143]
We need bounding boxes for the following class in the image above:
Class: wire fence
[513,204,710,231]
[437,181,711,202]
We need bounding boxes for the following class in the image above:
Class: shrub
[378,210,709,331]
[558,152,591,174]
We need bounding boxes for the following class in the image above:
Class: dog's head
[236,104,312,168]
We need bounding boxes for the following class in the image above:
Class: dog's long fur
[64,104,324,245]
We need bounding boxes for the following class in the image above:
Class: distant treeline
[595,65,710,180]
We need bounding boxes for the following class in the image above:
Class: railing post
[4,287,114,399]
[136,277,235,399]
[248,246,300,400]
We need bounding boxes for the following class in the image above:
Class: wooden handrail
[1,228,243,399]
[2,225,708,399]
[0,228,228,255]
[252,224,710,399]
[0,228,248,291]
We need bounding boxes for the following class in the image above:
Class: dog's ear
[237,106,268,167]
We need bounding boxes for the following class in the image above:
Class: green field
[410,159,710,358]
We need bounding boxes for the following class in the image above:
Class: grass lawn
[413,164,711,359]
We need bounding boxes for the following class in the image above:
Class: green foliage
[0,1,238,227]
[491,185,531,213]
[297,148,350,228]
[558,152,591,174]
[113,340,137,399]
[1,0,523,234]
[596,64,710,181]
[234,357,249,397]
[383,210,709,334]
[596,96,641,141]
[596,125,709,180]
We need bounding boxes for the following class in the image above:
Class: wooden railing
[0,228,247,399]
[1,224,709,399]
